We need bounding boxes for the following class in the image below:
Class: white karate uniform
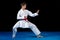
[12,9,41,37]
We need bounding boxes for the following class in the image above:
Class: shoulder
[25,9,30,12]
[18,9,21,12]
[18,9,22,13]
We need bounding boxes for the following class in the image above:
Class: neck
[21,8,25,10]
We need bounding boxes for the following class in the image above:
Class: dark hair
[20,2,26,6]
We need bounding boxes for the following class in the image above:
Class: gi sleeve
[28,10,38,17]
[17,10,24,19]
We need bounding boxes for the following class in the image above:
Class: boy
[12,2,43,38]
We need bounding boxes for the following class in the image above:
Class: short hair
[20,2,26,6]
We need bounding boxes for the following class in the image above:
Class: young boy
[12,2,43,38]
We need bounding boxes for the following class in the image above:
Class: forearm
[30,13,38,17]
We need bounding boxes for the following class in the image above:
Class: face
[22,4,26,9]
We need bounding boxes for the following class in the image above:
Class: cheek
[25,6,26,8]
[24,6,26,7]
[25,5,26,8]
[23,6,26,8]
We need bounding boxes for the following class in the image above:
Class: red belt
[18,18,28,21]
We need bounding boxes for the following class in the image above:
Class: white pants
[12,20,41,36]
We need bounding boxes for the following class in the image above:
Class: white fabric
[16,9,38,28]
[13,9,41,36]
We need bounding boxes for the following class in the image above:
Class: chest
[20,11,28,16]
